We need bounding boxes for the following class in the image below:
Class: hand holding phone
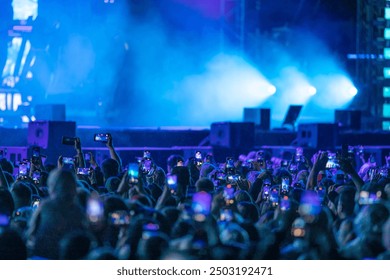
[94,133,111,143]
[109,210,131,226]
[62,136,77,145]
[167,174,178,194]
[62,157,74,165]
[77,167,91,175]
[295,147,303,162]
[192,191,212,222]
[18,161,30,177]
[127,163,139,184]
[86,193,105,224]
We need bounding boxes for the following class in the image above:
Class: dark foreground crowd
[0,135,389,260]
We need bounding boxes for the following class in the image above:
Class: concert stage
[2,121,390,172]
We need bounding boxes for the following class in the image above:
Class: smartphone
[326,153,339,169]
[216,171,226,180]
[127,163,139,178]
[358,191,379,205]
[62,136,76,145]
[94,133,110,143]
[32,146,40,158]
[226,157,234,167]
[227,174,240,184]
[62,157,74,165]
[32,171,41,182]
[127,163,139,183]
[295,147,303,162]
[281,177,290,192]
[256,150,264,161]
[142,222,160,239]
[192,191,212,222]
[223,185,235,206]
[270,187,280,207]
[195,151,202,160]
[280,197,290,211]
[220,208,234,222]
[380,168,389,178]
[86,194,105,223]
[195,151,203,166]
[18,162,30,176]
[84,153,91,161]
[167,174,178,194]
[176,159,184,167]
[281,159,289,167]
[143,222,160,231]
[262,185,270,200]
[77,167,91,175]
[109,210,131,226]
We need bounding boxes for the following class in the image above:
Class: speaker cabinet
[27,121,76,163]
[297,123,338,150]
[335,110,361,130]
[210,122,255,149]
[243,108,271,130]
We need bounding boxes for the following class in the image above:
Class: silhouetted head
[47,168,77,200]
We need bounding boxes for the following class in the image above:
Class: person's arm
[0,164,9,190]
[75,137,86,168]
[306,151,328,190]
[339,158,364,193]
[155,183,173,211]
[116,171,130,198]
[89,152,99,169]
[106,134,122,173]
[29,153,44,178]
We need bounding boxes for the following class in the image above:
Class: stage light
[307,86,317,96]
[311,74,357,109]
[385,48,390,59]
[386,7,390,20]
[384,67,390,78]
[21,115,30,123]
[267,85,276,95]
[385,28,390,40]
[348,86,358,96]
[384,87,390,97]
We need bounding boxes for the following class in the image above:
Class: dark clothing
[28,198,88,259]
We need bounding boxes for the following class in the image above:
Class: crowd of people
[0,134,389,260]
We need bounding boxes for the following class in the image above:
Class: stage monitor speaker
[210,122,255,149]
[27,121,76,163]
[34,104,66,121]
[335,109,361,130]
[297,123,338,150]
[243,108,271,130]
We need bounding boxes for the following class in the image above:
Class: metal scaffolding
[355,0,387,129]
